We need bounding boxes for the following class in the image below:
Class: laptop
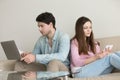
[1,40,21,60]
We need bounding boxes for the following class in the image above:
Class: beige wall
[0,0,120,59]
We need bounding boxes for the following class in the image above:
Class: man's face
[37,22,51,36]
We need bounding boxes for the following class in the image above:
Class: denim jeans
[74,51,120,78]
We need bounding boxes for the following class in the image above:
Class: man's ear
[49,22,53,27]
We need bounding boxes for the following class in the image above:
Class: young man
[15,12,70,72]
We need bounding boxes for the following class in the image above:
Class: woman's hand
[96,48,111,59]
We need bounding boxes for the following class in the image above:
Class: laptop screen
[1,40,21,60]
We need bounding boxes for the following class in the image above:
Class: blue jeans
[74,51,120,78]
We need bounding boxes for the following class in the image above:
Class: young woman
[70,16,120,78]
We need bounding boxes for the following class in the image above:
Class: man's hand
[21,52,35,64]
[22,71,36,79]
[21,52,28,58]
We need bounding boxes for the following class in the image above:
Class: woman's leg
[75,53,120,78]
[109,53,120,69]
[101,66,113,75]
[74,56,112,78]
[114,51,120,56]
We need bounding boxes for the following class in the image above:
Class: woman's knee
[108,53,117,57]
[108,53,119,62]
[114,51,120,56]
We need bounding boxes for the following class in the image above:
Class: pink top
[70,39,101,68]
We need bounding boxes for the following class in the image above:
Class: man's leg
[47,59,69,80]
[14,60,46,71]
[47,59,69,72]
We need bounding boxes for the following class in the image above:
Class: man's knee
[47,59,69,72]
[48,59,62,65]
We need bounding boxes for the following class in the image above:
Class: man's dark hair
[36,12,56,29]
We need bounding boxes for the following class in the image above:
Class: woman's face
[83,21,92,37]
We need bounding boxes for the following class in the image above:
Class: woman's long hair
[72,16,96,55]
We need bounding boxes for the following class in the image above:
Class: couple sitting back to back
[16,12,120,78]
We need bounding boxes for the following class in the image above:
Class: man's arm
[21,37,42,64]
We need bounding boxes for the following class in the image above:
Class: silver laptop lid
[1,40,21,60]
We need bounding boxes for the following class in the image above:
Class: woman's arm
[84,54,100,65]
[70,40,86,67]
[84,46,110,65]
[84,43,101,65]
[70,40,110,67]
[71,40,100,66]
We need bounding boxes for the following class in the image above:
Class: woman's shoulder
[94,41,100,46]
[71,38,78,46]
